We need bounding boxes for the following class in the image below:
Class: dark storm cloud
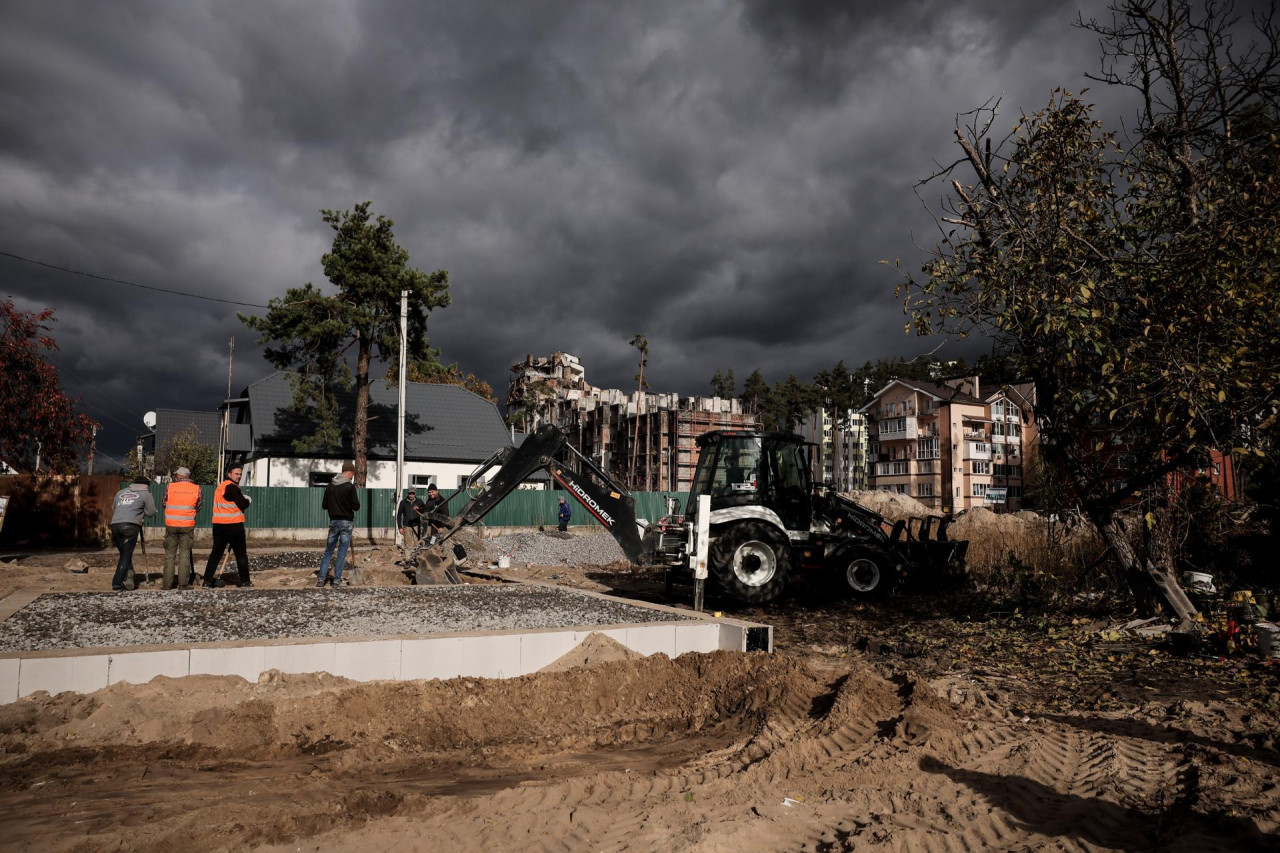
[1,0,1137,461]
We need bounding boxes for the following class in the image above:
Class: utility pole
[217,337,234,483]
[396,290,408,500]
[629,334,648,488]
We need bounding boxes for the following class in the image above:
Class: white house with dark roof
[227,372,513,489]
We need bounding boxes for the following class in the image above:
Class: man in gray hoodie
[317,461,360,587]
[110,477,156,591]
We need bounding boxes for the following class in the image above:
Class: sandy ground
[1,539,1278,851]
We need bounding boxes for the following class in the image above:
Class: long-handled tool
[138,528,154,586]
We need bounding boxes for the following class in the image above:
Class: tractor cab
[687,431,813,531]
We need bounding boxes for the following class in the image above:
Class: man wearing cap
[557,496,572,532]
[396,488,426,557]
[162,467,202,589]
[202,465,252,588]
[318,461,361,587]
[109,477,156,591]
[421,484,450,534]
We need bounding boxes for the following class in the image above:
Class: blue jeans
[319,519,354,584]
[110,522,141,589]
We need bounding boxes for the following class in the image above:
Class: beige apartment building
[862,377,1035,513]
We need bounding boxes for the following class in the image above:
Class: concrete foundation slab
[0,583,770,703]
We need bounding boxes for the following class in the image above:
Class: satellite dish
[143,411,157,430]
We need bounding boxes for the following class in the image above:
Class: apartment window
[1009,423,1022,438]
[918,483,935,497]
[918,460,934,475]
[1007,444,1020,459]
[972,483,988,497]
[991,401,1004,418]
[926,400,939,413]
[894,484,908,494]
[1008,485,1023,498]
[970,442,989,455]
[992,422,1006,436]
[881,417,907,435]
[972,460,991,475]
[876,461,909,476]
[917,438,939,459]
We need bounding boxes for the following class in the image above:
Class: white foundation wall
[242,457,480,489]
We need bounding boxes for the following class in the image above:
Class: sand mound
[846,489,941,520]
[539,631,644,672]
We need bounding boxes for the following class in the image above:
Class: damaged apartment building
[507,353,757,492]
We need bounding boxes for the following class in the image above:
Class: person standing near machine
[202,465,252,588]
[421,484,450,536]
[397,488,426,552]
[557,496,572,532]
[110,477,156,591]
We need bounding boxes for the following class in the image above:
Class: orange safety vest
[212,480,246,524]
[164,480,201,528]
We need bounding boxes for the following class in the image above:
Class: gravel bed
[247,550,326,572]
[485,531,627,567]
[0,586,695,652]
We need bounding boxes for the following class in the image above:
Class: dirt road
[0,545,1277,851]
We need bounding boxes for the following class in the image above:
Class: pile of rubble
[480,530,627,567]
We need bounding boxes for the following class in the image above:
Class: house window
[972,483,988,497]
[972,461,991,475]
[456,475,471,489]
[309,471,337,487]
[410,474,437,490]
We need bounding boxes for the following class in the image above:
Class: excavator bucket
[412,543,465,585]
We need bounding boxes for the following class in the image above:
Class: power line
[0,249,271,308]
[43,353,148,434]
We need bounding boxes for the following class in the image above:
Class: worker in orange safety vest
[162,466,202,589]
[202,465,253,588]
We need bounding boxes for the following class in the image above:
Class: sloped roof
[859,377,984,411]
[154,409,222,450]
[242,372,512,462]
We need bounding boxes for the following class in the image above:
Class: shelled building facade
[861,376,1036,513]
[506,353,757,491]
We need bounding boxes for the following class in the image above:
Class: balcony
[878,416,919,441]
[967,442,992,460]
[962,430,986,442]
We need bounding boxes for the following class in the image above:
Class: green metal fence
[143,485,689,530]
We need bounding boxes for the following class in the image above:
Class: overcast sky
[2,0,1164,462]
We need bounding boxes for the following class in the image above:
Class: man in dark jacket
[557,496,572,532]
[397,489,425,541]
[110,477,156,591]
[421,484,450,535]
[317,461,360,587]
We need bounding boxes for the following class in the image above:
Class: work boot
[240,580,253,588]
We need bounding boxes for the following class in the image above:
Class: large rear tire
[710,521,791,604]
[832,547,895,597]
